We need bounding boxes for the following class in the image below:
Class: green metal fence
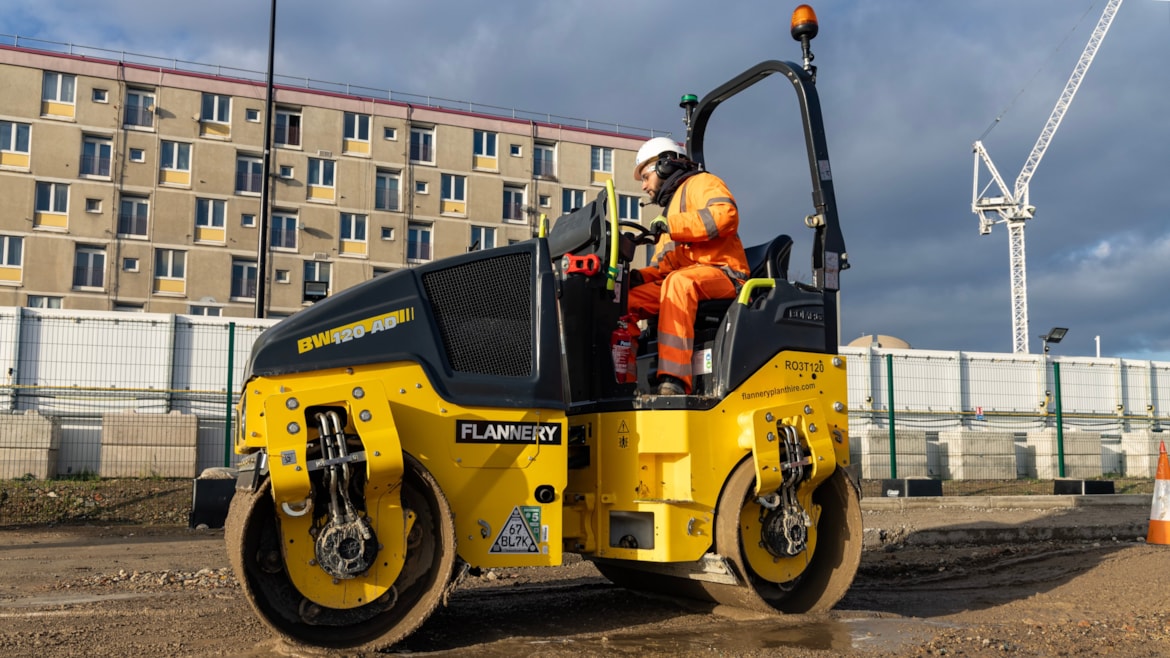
[0,310,1163,502]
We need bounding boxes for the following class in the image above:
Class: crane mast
[971,0,1123,354]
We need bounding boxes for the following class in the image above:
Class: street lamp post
[254,0,277,318]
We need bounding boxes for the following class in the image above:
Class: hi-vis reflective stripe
[297,306,415,354]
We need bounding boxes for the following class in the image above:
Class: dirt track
[1,498,1167,657]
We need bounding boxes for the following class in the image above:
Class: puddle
[455,615,952,656]
[0,591,161,610]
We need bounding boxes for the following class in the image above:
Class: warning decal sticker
[489,506,540,554]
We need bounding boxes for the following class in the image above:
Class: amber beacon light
[790,5,819,78]
[790,4,819,41]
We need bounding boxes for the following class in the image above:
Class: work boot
[656,375,686,396]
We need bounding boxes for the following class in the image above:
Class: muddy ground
[0,486,1167,657]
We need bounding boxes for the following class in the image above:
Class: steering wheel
[619,220,658,247]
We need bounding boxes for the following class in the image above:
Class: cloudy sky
[3,1,1168,359]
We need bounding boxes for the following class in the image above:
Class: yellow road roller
[225,5,860,650]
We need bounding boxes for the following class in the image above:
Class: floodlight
[1039,327,1069,353]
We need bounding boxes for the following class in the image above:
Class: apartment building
[0,43,655,317]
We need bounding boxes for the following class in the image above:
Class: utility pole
[254,0,277,318]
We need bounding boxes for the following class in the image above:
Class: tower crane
[972,0,1123,354]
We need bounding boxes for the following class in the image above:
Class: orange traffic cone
[1148,440,1170,546]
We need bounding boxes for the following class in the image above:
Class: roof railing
[1,33,671,139]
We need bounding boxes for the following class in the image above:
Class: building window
[473,130,498,170]
[304,261,331,291]
[35,181,68,213]
[129,148,145,163]
[123,257,139,272]
[503,185,525,222]
[383,127,397,141]
[73,246,105,288]
[591,146,613,173]
[231,260,257,299]
[375,170,400,211]
[408,222,432,261]
[278,165,294,179]
[534,143,555,178]
[470,226,496,252]
[42,71,76,104]
[538,194,551,208]
[304,259,332,304]
[92,88,109,103]
[344,113,370,142]
[124,89,155,128]
[27,295,62,309]
[510,144,522,157]
[415,181,428,194]
[410,127,434,163]
[85,198,102,213]
[241,213,256,227]
[474,130,497,157]
[274,109,301,147]
[118,196,149,237]
[618,194,640,221]
[440,174,466,215]
[0,120,31,155]
[245,108,260,123]
[201,93,231,123]
[302,261,330,303]
[155,248,186,279]
[113,303,145,313]
[236,156,263,194]
[0,235,23,267]
[161,141,191,172]
[308,158,335,187]
[380,227,394,240]
[271,213,298,250]
[196,198,226,228]
[562,188,586,212]
[188,305,221,316]
[274,269,290,284]
[81,136,113,177]
[340,212,367,242]
[441,174,465,202]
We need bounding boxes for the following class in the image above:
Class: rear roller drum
[225,455,457,650]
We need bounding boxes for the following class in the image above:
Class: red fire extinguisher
[611,315,639,384]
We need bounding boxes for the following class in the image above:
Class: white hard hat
[633,137,684,181]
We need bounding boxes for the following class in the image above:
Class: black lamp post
[254,0,277,318]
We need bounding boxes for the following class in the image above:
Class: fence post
[223,322,236,468]
[886,353,897,479]
[1054,360,1065,478]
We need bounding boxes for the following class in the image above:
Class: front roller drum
[225,456,457,650]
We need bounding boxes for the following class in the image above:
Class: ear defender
[654,153,683,180]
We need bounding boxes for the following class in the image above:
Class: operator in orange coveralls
[627,137,750,396]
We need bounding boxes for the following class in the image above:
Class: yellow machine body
[237,350,846,610]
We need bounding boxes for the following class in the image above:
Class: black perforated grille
[422,253,533,376]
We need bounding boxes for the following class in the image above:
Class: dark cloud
[4,0,1168,358]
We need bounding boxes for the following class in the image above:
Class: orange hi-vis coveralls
[627,172,750,393]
